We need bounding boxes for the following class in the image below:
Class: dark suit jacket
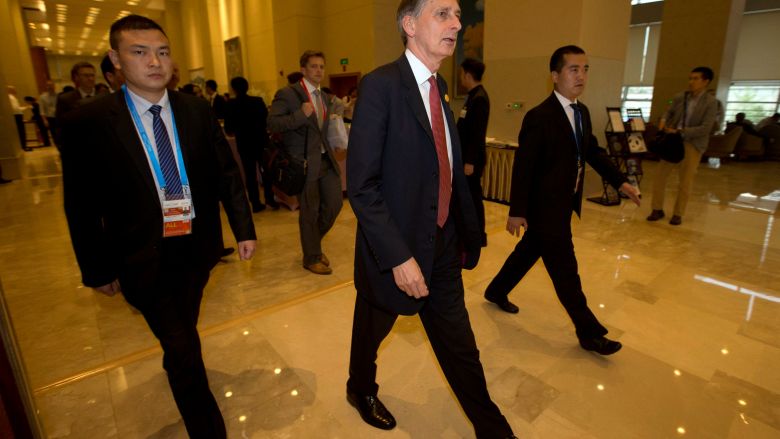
[347,54,482,316]
[457,84,490,171]
[56,90,92,119]
[211,94,227,120]
[61,90,255,291]
[267,83,340,182]
[224,95,269,151]
[509,93,627,236]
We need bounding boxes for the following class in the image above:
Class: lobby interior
[1,0,780,438]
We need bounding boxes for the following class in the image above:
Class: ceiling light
[76,50,82,55]
[41,23,50,30]
[92,51,98,56]
[80,28,91,39]
[77,40,86,48]
[127,0,139,5]
[58,49,65,54]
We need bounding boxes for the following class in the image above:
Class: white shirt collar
[302,77,320,94]
[405,48,436,86]
[125,86,171,114]
[553,89,577,109]
[78,88,95,99]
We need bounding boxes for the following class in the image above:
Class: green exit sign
[340,58,349,65]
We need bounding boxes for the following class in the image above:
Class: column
[650,0,745,122]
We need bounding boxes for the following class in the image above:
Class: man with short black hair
[62,15,256,438]
[205,79,226,119]
[484,45,640,356]
[457,57,490,246]
[648,66,718,226]
[100,53,125,91]
[268,50,343,275]
[346,1,515,437]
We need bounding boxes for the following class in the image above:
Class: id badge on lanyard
[122,85,194,237]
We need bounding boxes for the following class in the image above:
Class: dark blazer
[55,90,93,119]
[267,83,340,182]
[347,55,482,316]
[457,84,490,170]
[211,94,227,120]
[224,95,269,150]
[509,92,627,236]
[61,90,255,289]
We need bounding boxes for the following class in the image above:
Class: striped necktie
[149,104,183,199]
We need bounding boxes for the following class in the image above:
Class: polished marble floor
[1,148,779,438]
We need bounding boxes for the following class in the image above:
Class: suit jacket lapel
[168,91,193,172]
[546,93,579,154]
[438,75,462,167]
[397,55,435,146]
[108,92,158,199]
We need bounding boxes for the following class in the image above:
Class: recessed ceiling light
[75,50,82,55]
[58,49,65,54]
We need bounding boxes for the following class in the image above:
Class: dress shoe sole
[484,295,520,314]
[346,394,396,430]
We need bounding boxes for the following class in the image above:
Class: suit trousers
[484,227,607,340]
[237,144,263,209]
[466,166,487,246]
[347,221,513,439]
[299,154,343,265]
[651,142,703,217]
[121,236,226,439]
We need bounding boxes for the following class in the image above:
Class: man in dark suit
[457,58,490,247]
[224,76,278,212]
[61,16,256,438]
[56,61,97,119]
[483,45,640,356]
[346,1,515,437]
[268,50,343,275]
[205,79,227,120]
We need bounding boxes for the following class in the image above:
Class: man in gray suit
[268,50,343,274]
[647,66,718,226]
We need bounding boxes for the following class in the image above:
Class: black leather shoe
[669,215,682,225]
[220,247,235,257]
[484,293,519,314]
[252,203,266,213]
[0,178,11,185]
[579,336,622,355]
[646,209,665,221]
[347,391,396,430]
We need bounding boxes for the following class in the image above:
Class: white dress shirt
[405,49,453,177]
[553,89,580,136]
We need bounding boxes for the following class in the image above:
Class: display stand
[587,107,647,206]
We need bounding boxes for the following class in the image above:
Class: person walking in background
[61,15,256,438]
[268,50,343,275]
[7,86,30,151]
[484,45,640,356]
[457,57,490,247]
[224,76,278,212]
[39,80,59,146]
[345,1,516,437]
[647,66,718,226]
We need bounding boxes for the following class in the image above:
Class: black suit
[62,90,255,438]
[224,94,273,209]
[347,54,512,438]
[457,84,490,246]
[485,92,626,339]
[210,93,227,120]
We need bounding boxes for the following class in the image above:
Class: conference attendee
[100,53,125,92]
[483,45,640,356]
[457,57,490,247]
[268,50,343,275]
[39,80,58,146]
[647,66,718,226]
[756,112,779,131]
[346,1,515,437]
[167,62,181,91]
[286,71,303,85]
[61,15,256,438]
[205,79,226,119]
[224,76,278,211]
[7,86,30,151]
[342,86,357,122]
[56,61,97,119]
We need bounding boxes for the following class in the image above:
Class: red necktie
[428,76,451,227]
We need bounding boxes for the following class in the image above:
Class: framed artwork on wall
[224,37,244,81]
[455,0,485,96]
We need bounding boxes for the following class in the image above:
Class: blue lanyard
[122,85,190,192]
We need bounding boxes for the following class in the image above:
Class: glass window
[621,86,654,121]
[725,82,780,124]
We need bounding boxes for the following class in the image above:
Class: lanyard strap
[300,79,327,123]
[122,85,190,191]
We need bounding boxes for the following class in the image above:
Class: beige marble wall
[483,0,631,145]
[650,0,745,123]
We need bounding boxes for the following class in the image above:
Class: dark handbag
[266,135,307,196]
[650,92,688,163]
[651,131,685,163]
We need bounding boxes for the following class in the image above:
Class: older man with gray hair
[344,0,516,437]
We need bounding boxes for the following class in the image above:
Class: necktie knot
[149,105,162,117]
[570,102,581,113]
[428,75,437,89]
